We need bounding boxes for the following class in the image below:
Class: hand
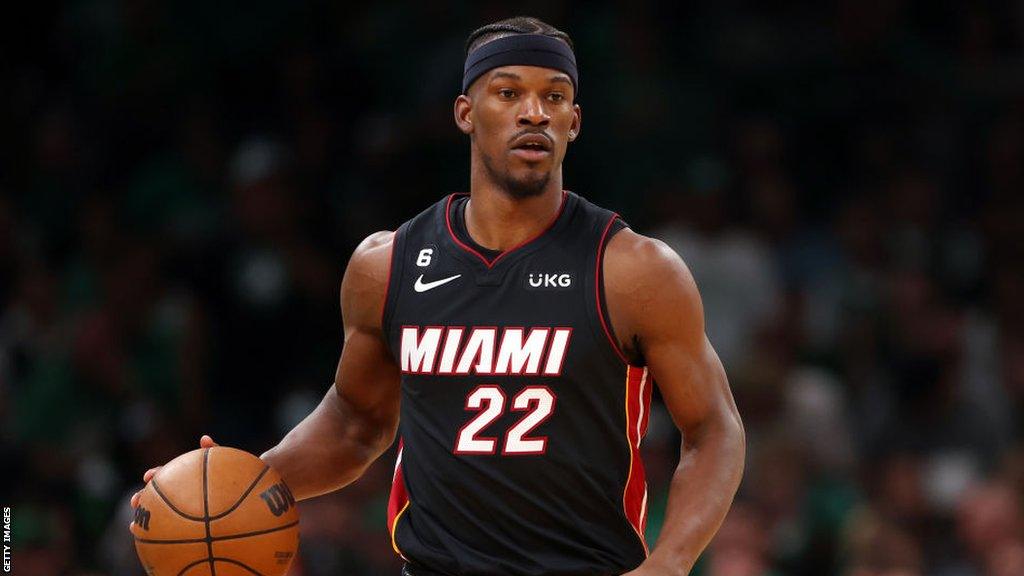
[130,435,218,508]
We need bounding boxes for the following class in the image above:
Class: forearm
[644,415,745,575]
[260,387,395,501]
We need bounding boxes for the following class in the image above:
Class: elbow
[350,413,399,464]
[731,410,747,480]
[717,400,746,469]
[730,404,746,458]
[696,403,746,451]
[682,405,746,480]
[366,419,399,460]
[328,388,399,462]
[327,421,397,490]
[719,404,747,490]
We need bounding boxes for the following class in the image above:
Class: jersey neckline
[443,190,572,270]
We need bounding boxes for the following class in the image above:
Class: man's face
[455,65,581,198]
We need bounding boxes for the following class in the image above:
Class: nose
[517,93,550,127]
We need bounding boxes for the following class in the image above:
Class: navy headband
[462,34,578,96]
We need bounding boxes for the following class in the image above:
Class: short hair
[465,16,574,55]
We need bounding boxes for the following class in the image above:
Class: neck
[466,159,565,251]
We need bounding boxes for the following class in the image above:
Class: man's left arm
[604,229,746,576]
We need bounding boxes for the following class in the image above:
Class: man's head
[454,17,582,199]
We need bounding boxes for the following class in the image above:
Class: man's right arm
[260,230,400,501]
[133,231,402,508]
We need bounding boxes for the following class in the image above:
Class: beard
[481,151,551,199]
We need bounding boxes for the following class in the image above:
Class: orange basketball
[130,447,300,576]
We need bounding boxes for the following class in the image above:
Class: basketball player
[134,16,745,576]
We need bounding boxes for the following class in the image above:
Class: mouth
[510,147,551,162]
[509,133,553,162]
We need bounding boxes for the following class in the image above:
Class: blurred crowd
[3,1,1024,575]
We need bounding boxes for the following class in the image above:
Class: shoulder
[347,231,395,281]
[341,231,395,328]
[603,227,704,343]
[605,228,698,295]
[354,230,395,258]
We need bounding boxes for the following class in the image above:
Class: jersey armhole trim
[380,231,396,328]
[595,213,632,366]
[381,226,407,357]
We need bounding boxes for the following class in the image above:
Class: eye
[499,88,517,99]
[548,92,565,102]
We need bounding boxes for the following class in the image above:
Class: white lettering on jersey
[494,328,549,375]
[400,326,443,373]
[456,328,497,374]
[416,248,433,267]
[543,328,573,376]
[526,272,573,289]
[399,326,572,376]
[437,327,465,374]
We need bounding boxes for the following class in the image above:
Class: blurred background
[3,1,1024,575]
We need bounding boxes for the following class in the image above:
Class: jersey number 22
[455,385,556,455]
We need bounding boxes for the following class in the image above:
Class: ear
[568,103,582,142]
[454,94,473,135]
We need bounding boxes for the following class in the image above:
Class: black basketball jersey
[381,191,653,576]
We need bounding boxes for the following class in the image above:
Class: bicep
[333,232,402,434]
[606,232,738,436]
[644,332,732,437]
[333,326,401,432]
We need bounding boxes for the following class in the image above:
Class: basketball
[130,447,300,576]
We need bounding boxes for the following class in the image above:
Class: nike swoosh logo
[414,274,462,293]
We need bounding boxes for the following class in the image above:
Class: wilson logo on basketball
[133,505,151,530]
[259,482,296,517]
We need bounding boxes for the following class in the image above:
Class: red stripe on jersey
[387,440,410,560]
[623,365,650,555]
[640,373,653,439]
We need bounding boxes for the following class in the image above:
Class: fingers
[131,436,216,514]
[132,468,159,510]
